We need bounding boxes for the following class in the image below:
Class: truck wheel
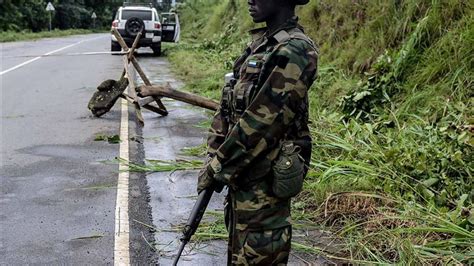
[111,41,121,53]
[152,44,161,56]
[125,17,144,37]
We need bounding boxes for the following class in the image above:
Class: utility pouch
[221,73,235,119]
[272,141,305,199]
[234,82,254,115]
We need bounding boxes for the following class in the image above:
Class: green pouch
[271,141,305,199]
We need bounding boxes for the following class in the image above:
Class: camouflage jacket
[206,17,318,190]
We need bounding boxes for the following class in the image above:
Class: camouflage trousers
[228,225,292,265]
[225,179,292,265]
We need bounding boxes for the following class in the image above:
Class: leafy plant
[165,0,474,263]
[94,134,120,144]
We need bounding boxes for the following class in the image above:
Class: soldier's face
[248,0,280,23]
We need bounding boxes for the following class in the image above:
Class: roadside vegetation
[0,0,122,32]
[0,1,178,43]
[0,0,121,42]
[160,0,474,264]
[0,29,104,43]
[0,0,168,42]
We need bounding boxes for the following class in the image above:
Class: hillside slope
[167,0,473,264]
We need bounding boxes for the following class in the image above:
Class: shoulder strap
[273,30,292,44]
[257,28,318,87]
[272,28,318,53]
[287,28,318,51]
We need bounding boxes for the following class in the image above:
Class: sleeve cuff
[209,156,222,174]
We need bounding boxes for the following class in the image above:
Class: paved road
[0,34,129,264]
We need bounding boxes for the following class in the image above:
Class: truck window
[161,13,176,24]
[121,10,152,21]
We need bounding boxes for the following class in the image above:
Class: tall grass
[163,0,474,263]
[0,29,103,42]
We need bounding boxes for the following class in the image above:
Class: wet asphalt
[1,34,122,264]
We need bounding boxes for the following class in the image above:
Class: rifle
[172,187,215,265]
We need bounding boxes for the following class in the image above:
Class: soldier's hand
[197,164,224,194]
[197,164,214,194]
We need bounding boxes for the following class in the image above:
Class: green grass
[118,158,203,173]
[94,134,121,144]
[180,142,208,157]
[0,29,105,42]
[155,0,474,263]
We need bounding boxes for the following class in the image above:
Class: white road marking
[115,98,130,266]
[0,36,106,76]
[2,51,127,59]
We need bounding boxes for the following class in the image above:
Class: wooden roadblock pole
[138,84,219,111]
[119,93,167,114]
[123,57,145,124]
[112,28,168,116]
[123,32,144,125]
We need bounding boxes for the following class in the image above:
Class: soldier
[198,0,318,264]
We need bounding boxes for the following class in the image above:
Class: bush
[167,0,474,263]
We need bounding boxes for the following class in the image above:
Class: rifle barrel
[172,241,186,266]
[172,187,215,265]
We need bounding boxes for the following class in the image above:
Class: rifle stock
[172,187,215,265]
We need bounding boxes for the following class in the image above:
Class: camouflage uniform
[205,17,318,265]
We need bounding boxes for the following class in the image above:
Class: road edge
[128,105,160,264]
[114,99,130,265]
